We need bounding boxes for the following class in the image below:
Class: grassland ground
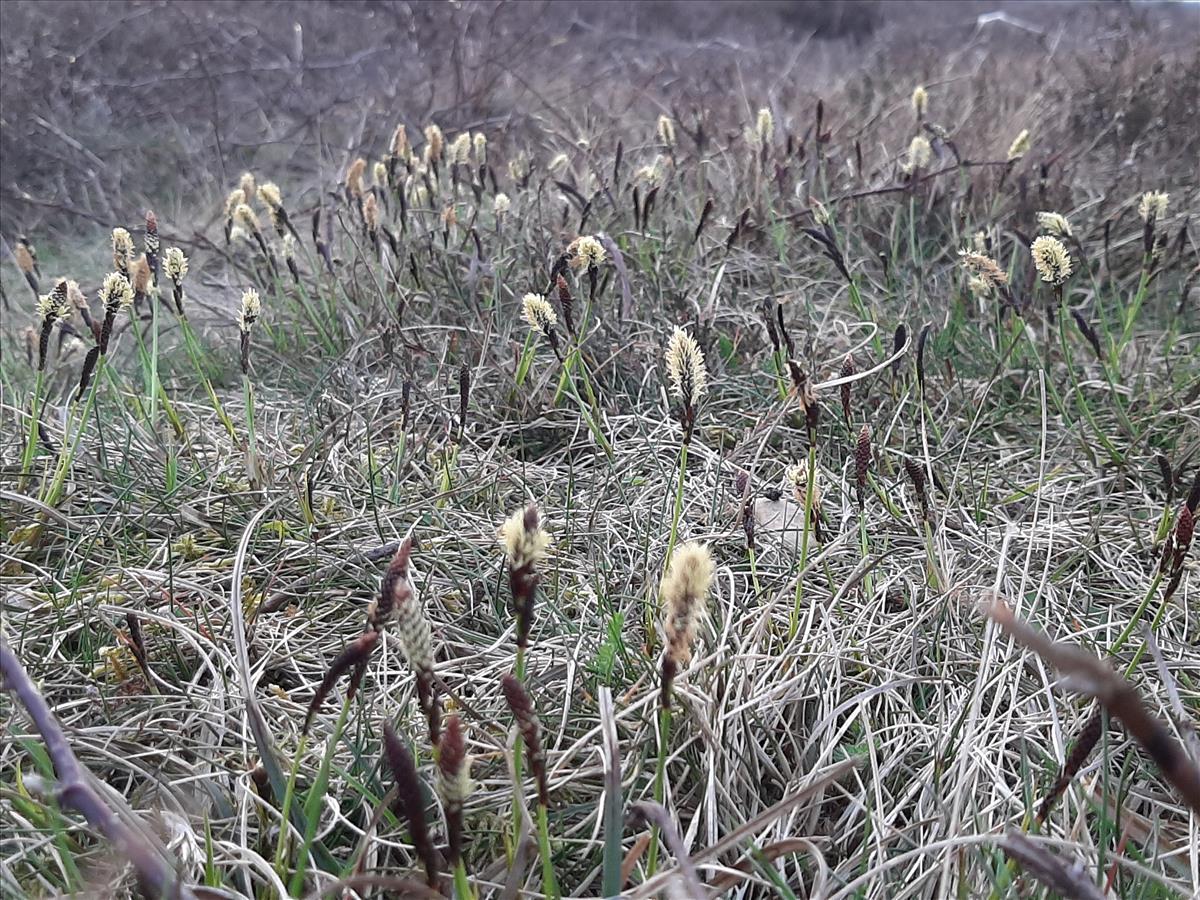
[1,2,1198,898]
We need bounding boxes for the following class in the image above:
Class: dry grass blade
[629,758,859,898]
[1,636,198,900]
[627,802,703,898]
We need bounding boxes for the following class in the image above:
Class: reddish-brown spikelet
[382,721,440,886]
[303,629,380,733]
[855,425,871,509]
[1163,504,1195,575]
[144,210,159,286]
[1037,709,1102,823]
[903,458,931,522]
[839,353,855,425]
[555,274,576,337]
[373,538,412,629]
[458,363,470,439]
[437,715,470,867]
[501,675,549,807]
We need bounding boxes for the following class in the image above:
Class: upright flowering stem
[659,326,708,642]
[789,444,819,640]
[498,505,549,856]
[237,288,262,487]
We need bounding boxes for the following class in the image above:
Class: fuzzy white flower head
[164,247,189,282]
[282,233,296,261]
[363,193,380,232]
[548,152,570,174]
[100,272,134,314]
[238,171,256,198]
[665,326,707,408]
[224,188,246,218]
[785,460,821,505]
[521,292,557,335]
[36,284,71,321]
[1138,191,1169,224]
[111,227,134,269]
[1030,235,1072,285]
[902,135,932,174]
[237,288,261,332]
[472,132,487,165]
[568,235,606,270]
[755,107,774,149]
[661,541,713,666]
[1036,211,1073,238]
[635,155,666,186]
[234,203,260,233]
[508,152,531,182]
[958,249,1010,288]
[423,124,444,162]
[257,182,282,210]
[493,193,511,217]
[498,505,551,571]
[372,161,388,189]
[1007,128,1031,161]
[967,274,993,299]
[390,123,409,158]
[911,85,928,117]
[657,114,676,148]
[449,132,472,166]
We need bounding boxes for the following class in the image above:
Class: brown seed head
[501,674,549,806]
[839,353,856,425]
[855,426,871,502]
[381,721,439,886]
[660,542,713,706]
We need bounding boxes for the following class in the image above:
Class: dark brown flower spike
[916,323,931,395]
[855,426,871,510]
[1071,310,1103,360]
[144,211,160,287]
[382,721,440,886]
[904,458,931,524]
[802,221,851,283]
[458,363,470,441]
[692,197,714,245]
[436,715,471,868]
[303,629,380,734]
[786,360,819,445]
[501,674,549,807]
[555,274,576,338]
[839,353,855,426]
[76,347,100,401]
[891,324,908,380]
[1037,709,1102,823]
